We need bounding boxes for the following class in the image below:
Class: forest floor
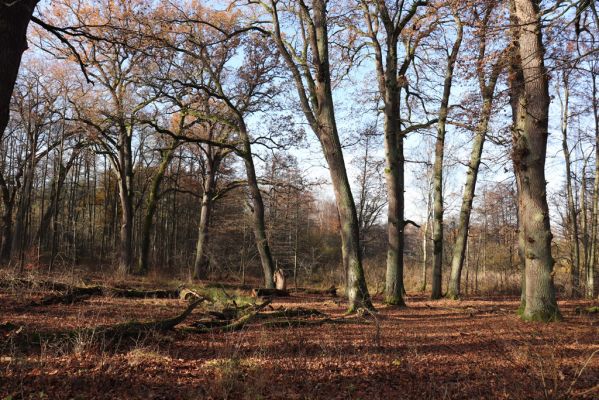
[1,274,598,400]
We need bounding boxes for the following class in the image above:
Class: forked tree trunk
[137,145,176,276]
[511,0,560,321]
[447,6,502,299]
[359,0,424,307]
[193,156,219,280]
[431,14,463,300]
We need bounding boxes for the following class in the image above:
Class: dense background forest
[0,0,598,398]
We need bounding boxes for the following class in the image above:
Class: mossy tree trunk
[511,0,560,321]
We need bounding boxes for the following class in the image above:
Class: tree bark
[431,13,463,300]
[137,145,176,276]
[0,177,14,264]
[311,1,371,311]
[587,73,598,299]
[117,132,134,275]
[447,101,491,299]
[0,0,38,138]
[447,22,503,298]
[511,0,560,321]
[193,154,219,280]
[268,0,371,311]
[558,72,580,297]
[239,123,275,289]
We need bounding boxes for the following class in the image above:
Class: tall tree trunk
[239,123,275,289]
[193,155,218,280]
[588,73,598,299]
[137,145,176,276]
[360,0,425,307]
[12,156,35,259]
[312,1,371,311]
[421,187,432,292]
[117,147,134,275]
[447,8,502,299]
[511,0,560,321]
[508,1,527,313]
[381,39,406,306]
[431,14,463,300]
[0,0,38,138]
[0,177,14,264]
[558,73,580,297]
[268,0,371,311]
[447,101,491,299]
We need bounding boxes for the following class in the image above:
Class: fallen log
[288,286,337,297]
[189,300,272,333]
[97,296,206,336]
[255,307,325,319]
[29,285,201,306]
[10,296,208,348]
[251,288,289,298]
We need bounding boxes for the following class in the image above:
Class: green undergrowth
[187,284,255,308]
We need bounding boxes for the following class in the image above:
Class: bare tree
[447,1,506,299]
[253,0,373,310]
[431,4,463,300]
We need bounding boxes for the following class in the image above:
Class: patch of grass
[125,348,170,366]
